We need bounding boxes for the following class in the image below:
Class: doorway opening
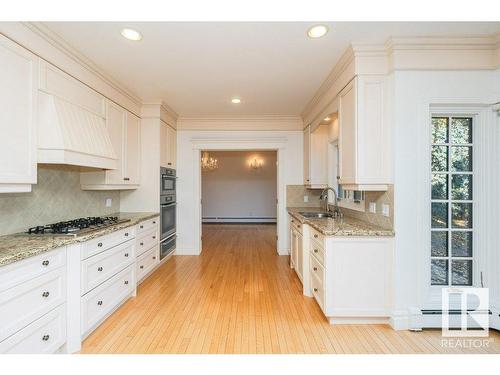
[200,150,278,250]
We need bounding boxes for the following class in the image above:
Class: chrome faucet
[319,187,341,217]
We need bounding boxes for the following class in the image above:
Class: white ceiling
[43,22,500,117]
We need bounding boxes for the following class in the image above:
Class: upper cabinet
[0,35,38,193]
[303,124,329,188]
[160,121,176,168]
[80,102,141,190]
[338,76,390,191]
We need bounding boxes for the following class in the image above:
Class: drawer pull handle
[314,288,318,292]
[124,253,129,257]
[98,267,103,272]
[153,221,156,224]
[313,267,317,271]
[140,225,144,229]
[314,249,318,253]
[42,291,50,298]
[152,236,156,239]
[153,256,156,260]
[98,243,103,247]
[97,301,103,306]
[314,234,318,238]
[125,233,129,237]
[42,260,50,266]
[140,242,144,246]
[140,265,144,269]
[124,280,129,285]
[42,335,50,341]
[124,177,130,181]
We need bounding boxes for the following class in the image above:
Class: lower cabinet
[81,264,135,336]
[309,230,394,325]
[136,244,160,284]
[289,214,312,297]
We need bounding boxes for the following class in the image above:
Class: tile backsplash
[286,185,323,208]
[0,165,120,236]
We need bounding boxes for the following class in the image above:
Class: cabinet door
[309,125,329,186]
[160,122,169,168]
[290,229,297,268]
[0,35,38,192]
[167,126,176,168]
[104,102,126,184]
[303,126,310,184]
[297,232,303,279]
[125,112,141,184]
[338,79,357,184]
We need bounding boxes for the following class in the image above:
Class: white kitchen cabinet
[303,124,328,188]
[288,214,312,297]
[0,34,38,193]
[80,102,141,189]
[338,76,390,191]
[309,228,394,324]
[160,121,176,168]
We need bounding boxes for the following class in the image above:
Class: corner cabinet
[160,121,176,168]
[338,76,391,191]
[80,102,141,190]
[0,34,38,193]
[303,124,328,188]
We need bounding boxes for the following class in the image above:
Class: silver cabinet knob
[42,291,50,298]
[140,242,144,246]
[42,260,50,266]
[42,335,50,341]
[313,267,317,271]
[124,253,129,257]
[153,256,156,260]
[124,280,129,285]
[140,265,144,269]
[140,225,144,229]
[152,236,156,239]
[314,234,318,238]
[153,221,156,224]
[98,243,103,247]
[314,288,318,292]
[97,301,103,306]
[123,177,130,181]
[97,266,103,272]
[314,249,318,253]
[125,232,129,237]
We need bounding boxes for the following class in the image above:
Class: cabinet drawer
[310,227,324,245]
[81,264,135,335]
[136,228,159,257]
[81,226,136,260]
[289,217,303,235]
[0,247,66,292]
[137,244,159,282]
[0,268,66,342]
[310,272,325,311]
[0,304,66,354]
[310,254,325,283]
[81,240,135,295]
[136,217,159,235]
[310,241,325,266]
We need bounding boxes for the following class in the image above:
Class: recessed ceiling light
[121,28,142,41]
[231,98,241,104]
[324,116,331,121]
[307,24,328,39]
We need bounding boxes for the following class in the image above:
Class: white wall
[176,130,303,255]
[391,69,500,329]
[202,151,277,222]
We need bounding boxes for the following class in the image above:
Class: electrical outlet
[382,204,390,217]
[369,202,377,213]
[105,198,112,208]
[304,195,309,203]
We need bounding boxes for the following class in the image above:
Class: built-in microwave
[160,167,176,196]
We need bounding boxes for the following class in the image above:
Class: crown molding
[177,116,303,131]
[141,102,179,128]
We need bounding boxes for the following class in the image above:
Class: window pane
[432,202,448,228]
[450,118,472,144]
[452,203,473,228]
[432,174,448,200]
[432,146,448,171]
[432,117,449,143]
[451,232,473,257]
[451,146,472,172]
[451,260,473,286]
[451,174,472,200]
[431,231,448,257]
[431,259,448,285]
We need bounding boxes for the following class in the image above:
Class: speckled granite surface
[0,212,159,267]
[287,207,394,237]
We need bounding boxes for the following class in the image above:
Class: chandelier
[201,151,218,171]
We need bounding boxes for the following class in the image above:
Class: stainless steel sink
[298,212,333,219]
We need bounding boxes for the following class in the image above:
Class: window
[430,116,473,286]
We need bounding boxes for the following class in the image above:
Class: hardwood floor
[81,224,500,354]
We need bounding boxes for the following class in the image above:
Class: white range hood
[37,91,118,169]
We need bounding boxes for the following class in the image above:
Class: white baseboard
[174,248,201,255]
[202,218,277,223]
[390,310,412,331]
[328,316,390,325]
[278,247,290,256]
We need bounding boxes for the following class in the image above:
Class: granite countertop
[287,207,394,237]
[0,212,160,268]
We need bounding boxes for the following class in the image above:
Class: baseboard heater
[202,216,277,223]
[421,309,492,315]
